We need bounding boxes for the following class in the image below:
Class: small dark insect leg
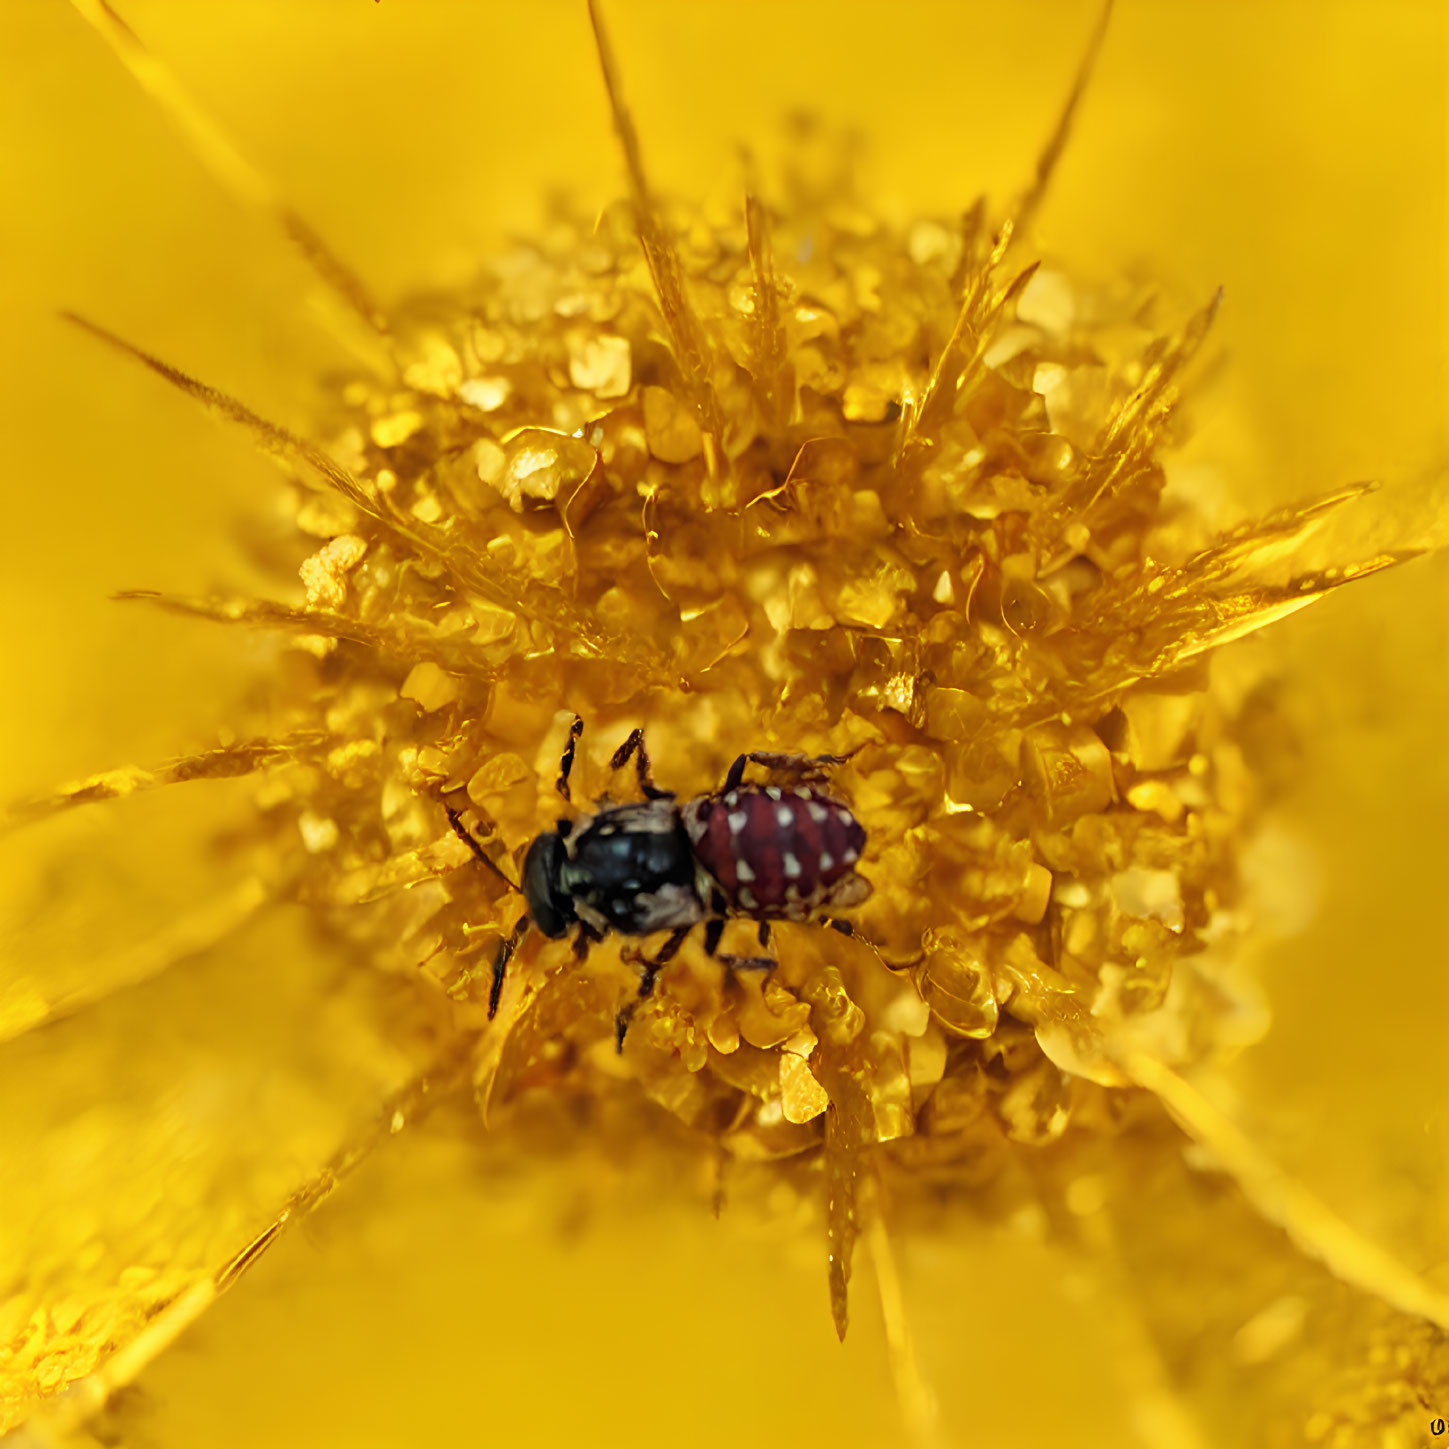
[556,715,585,802]
[749,749,855,775]
[615,925,691,1051]
[573,921,603,961]
[718,953,775,973]
[610,727,672,800]
[487,915,530,1018]
[722,748,857,793]
[702,921,770,969]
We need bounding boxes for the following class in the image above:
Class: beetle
[445,718,873,1046]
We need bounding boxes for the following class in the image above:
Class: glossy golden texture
[1,4,1445,1447]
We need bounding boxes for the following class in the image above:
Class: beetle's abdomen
[685,785,869,919]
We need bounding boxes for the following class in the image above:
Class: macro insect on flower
[6,0,1444,1440]
[445,719,873,1046]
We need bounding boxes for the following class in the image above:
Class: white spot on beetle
[820,852,834,871]
[785,884,799,902]
[776,805,794,828]
[738,886,758,910]
[782,852,801,878]
[808,803,829,824]
[728,810,748,833]
[724,791,739,807]
[765,786,782,801]
[839,809,855,827]
[736,859,756,883]
[843,847,859,864]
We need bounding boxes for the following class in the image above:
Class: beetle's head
[521,831,575,938]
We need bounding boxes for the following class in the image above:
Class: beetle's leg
[556,715,585,802]
[718,953,775,973]
[614,925,691,1051]
[700,920,769,963]
[748,748,857,779]
[488,915,530,1018]
[610,727,673,800]
[637,925,691,996]
[722,746,861,793]
[573,921,603,962]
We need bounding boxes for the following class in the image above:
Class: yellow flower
[2,4,1445,1447]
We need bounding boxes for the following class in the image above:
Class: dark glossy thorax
[561,800,701,934]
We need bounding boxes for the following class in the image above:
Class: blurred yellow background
[0,3,1444,1446]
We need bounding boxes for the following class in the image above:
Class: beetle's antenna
[445,805,529,1019]
[444,806,522,894]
